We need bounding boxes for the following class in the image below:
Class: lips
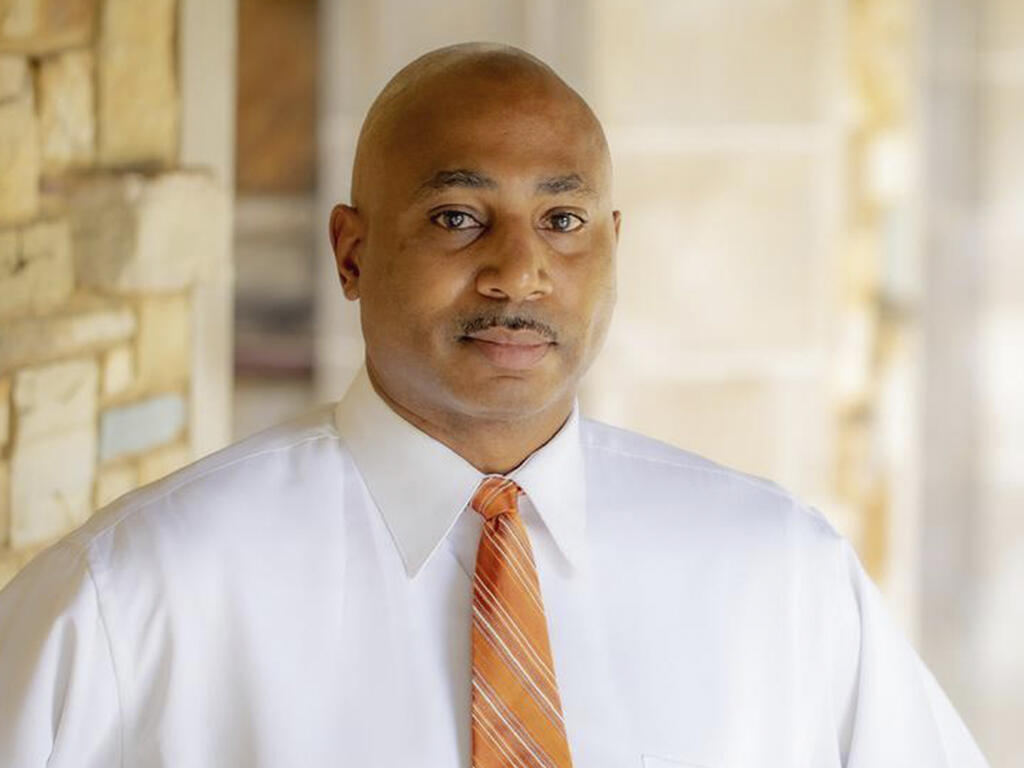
[466,327,551,345]
[463,328,554,370]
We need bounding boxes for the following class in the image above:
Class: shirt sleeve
[0,541,122,766]
[830,536,990,767]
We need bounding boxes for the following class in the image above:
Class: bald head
[329,43,620,448]
[327,41,618,460]
[351,42,611,211]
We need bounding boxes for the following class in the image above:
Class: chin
[450,369,573,420]
[448,379,555,420]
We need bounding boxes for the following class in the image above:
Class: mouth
[461,329,555,371]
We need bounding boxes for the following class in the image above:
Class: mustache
[458,313,559,343]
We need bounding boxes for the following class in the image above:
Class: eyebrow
[535,173,594,196]
[413,169,596,200]
[414,169,497,199]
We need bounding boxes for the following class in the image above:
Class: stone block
[10,423,95,548]
[610,151,827,353]
[68,171,229,293]
[0,79,39,225]
[981,310,1024,488]
[981,82,1024,210]
[13,357,97,440]
[581,370,830,500]
[604,374,783,477]
[0,460,8,546]
[96,0,177,166]
[0,54,27,99]
[0,223,13,260]
[137,441,189,485]
[0,0,96,55]
[0,375,9,446]
[94,460,135,507]
[37,48,94,173]
[0,217,74,320]
[99,392,186,461]
[981,0,1024,53]
[0,294,135,374]
[982,220,1024,310]
[592,0,830,124]
[101,343,133,398]
[136,293,190,390]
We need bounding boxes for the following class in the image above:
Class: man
[0,43,988,767]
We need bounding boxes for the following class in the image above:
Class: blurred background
[0,0,1020,762]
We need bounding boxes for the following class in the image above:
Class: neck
[365,365,573,475]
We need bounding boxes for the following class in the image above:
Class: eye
[430,209,484,231]
[543,211,585,233]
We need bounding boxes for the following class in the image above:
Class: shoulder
[66,403,350,556]
[582,415,782,490]
[580,415,841,545]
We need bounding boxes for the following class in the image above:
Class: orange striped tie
[470,476,574,767]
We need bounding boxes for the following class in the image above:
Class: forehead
[373,77,609,201]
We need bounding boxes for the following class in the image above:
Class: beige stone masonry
[10,421,95,548]
[96,0,177,166]
[0,293,135,374]
[137,441,189,485]
[0,53,27,99]
[0,217,73,320]
[0,461,8,546]
[0,0,228,588]
[94,460,135,508]
[0,375,9,446]
[100,343,133,398]
[593,0,830,124]
[37,47,95,173]
[12,357,97,440]
[0,76,39,224]
[68,171,228,293]
[9,358,98,546]
[611,151,825,354]
[99,391,187,461]
[0,0,96,55]
[135,293,190,391]
[981,0,1024,53]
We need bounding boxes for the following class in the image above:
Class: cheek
[565,249,615,313]
[363,247,471,332]
[572,257,617,352]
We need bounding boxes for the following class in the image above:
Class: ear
[612,209,622,241]
[329,204,365,300]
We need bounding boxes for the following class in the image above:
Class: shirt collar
[333,366,586,579]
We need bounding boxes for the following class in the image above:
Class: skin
[329,43,621,474]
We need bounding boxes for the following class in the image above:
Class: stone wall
[579,0,848,558]
[972,0,1024,760]
[838,0,921,619]
[0,0,228,587]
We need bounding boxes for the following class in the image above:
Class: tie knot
[470,476,521,521]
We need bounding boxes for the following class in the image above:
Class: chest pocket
[641,755,710,768]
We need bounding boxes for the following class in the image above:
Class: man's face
[337,70,619,423]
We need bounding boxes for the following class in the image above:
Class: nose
[475,220,554,303]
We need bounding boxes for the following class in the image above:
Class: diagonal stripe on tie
[470,476,574,768]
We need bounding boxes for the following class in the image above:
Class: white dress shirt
[0,366,989,767]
